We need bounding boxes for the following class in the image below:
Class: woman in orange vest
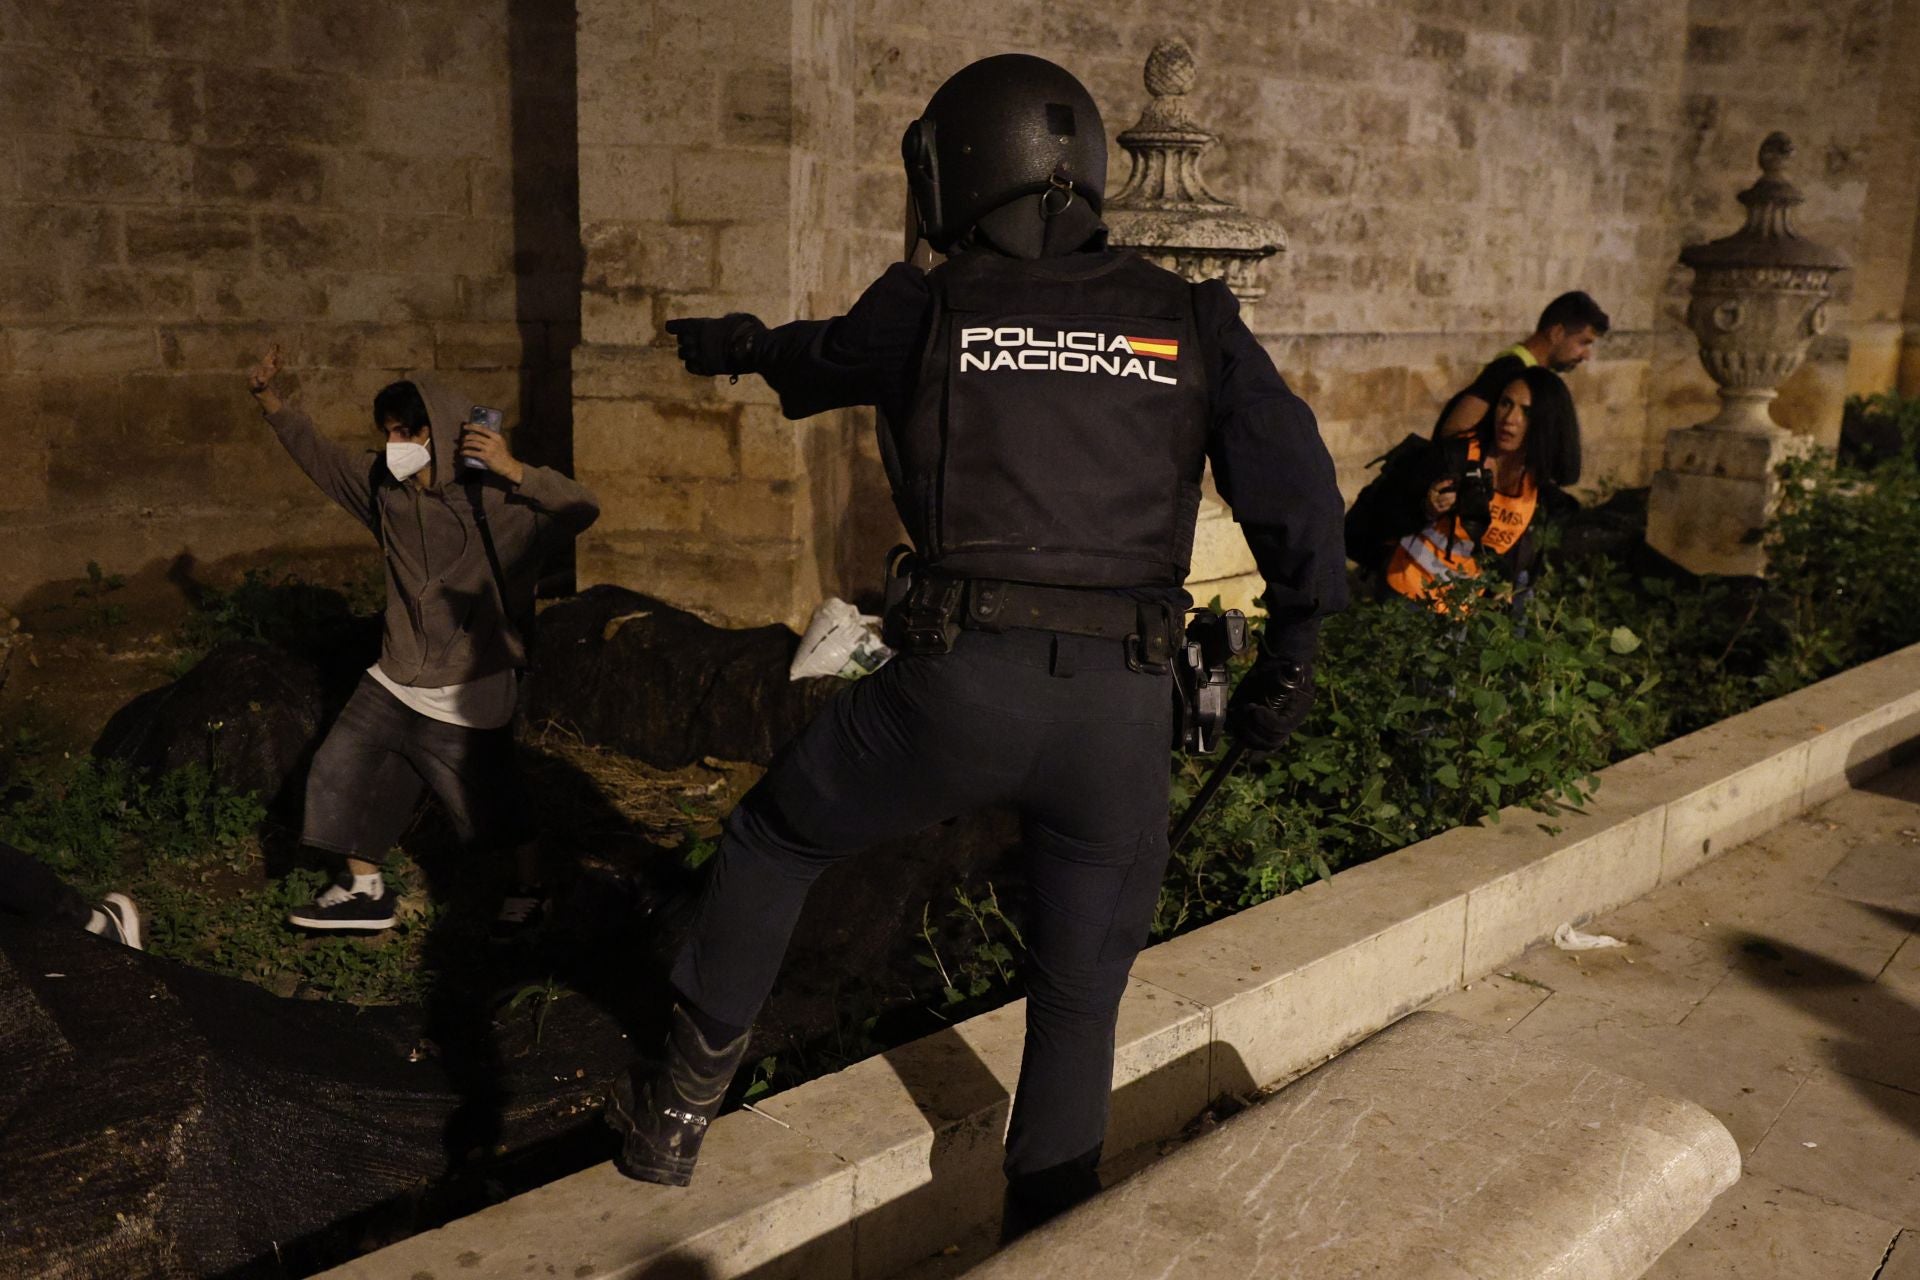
[1361,366,1581,608]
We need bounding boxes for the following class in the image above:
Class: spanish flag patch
[1124,336,1179,361]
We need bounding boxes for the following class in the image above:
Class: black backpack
[1342,434,1441,573]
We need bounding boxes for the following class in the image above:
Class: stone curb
[321,641,1920,1280]
[966,1012,1743,1280]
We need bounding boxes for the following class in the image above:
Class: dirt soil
[1,548,373,759]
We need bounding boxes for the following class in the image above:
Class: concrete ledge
[324,641,1920,1280]
[321,1107,856,1280]
[964,1012,1741,1280]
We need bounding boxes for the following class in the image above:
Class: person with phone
[246,347,600,940]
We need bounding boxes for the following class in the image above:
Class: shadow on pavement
[636,1037,1252,1279]
[1723,929,1920,1141]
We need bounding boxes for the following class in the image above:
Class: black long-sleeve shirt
[750,251,1349,653]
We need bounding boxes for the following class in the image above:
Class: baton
[1169,741,1249,852]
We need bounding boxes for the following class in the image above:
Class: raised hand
[247,343,284,412]
[458,425,526,485]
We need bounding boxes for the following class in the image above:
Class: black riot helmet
[901,54,1107,259]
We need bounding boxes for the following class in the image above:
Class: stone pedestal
[1189,495,1265,611]
[1646,425,1812,577]
[1102,40,1287,609]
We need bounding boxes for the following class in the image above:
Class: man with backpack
[247,346,598,940]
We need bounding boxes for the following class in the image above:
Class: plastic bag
[1553,923,1626,951]
[789,598,893,681]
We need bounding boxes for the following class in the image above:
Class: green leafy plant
[1157,577,1663,937]
[171,565,378,674]
[1158,397,1920,941]
[0,753,435,1004]
[0,756,265,883]
[501,977,570,1047]
[10,403,1920,1107]
[916,882,1028,1006]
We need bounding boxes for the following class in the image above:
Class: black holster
[1173,609,1249,753]
[899,574,965,655]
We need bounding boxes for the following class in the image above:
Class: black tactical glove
[1227,646,1314,753]
[664,314,766,377]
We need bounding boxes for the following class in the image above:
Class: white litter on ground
[1553,923,1627,951]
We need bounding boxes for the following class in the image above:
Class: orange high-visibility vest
[1383,440,1538,605]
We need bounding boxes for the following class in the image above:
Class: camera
[1449,457,1494,543]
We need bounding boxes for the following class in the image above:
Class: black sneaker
[288,876,397,931]
[88,893,143,950]
[488,885,549,945]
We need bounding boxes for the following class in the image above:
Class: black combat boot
[606,1003,751,1186]
[999,1146,1102,1243]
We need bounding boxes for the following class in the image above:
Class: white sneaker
[95,893,143,950]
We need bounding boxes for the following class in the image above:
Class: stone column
[1646,135,1847,578]
[570,0,859,630]
[1103,40,1287,612]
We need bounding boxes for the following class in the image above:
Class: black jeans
[0,842,92,929]
[670,627,1174,1181]
[302,676,533,861]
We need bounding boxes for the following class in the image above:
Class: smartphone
[463,405,503,472]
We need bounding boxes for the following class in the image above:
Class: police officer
[608,53,1348,1231]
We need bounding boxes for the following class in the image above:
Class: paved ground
[1429,760,1920,1279]
[903,763,1920,1279]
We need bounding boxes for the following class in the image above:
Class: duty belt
[900,576,1181,673]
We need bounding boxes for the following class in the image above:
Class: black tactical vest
[896,250,1211,589]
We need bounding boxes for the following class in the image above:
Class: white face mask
[387,441,432,481]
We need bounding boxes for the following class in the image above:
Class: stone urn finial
[1103,38,1286,301]
[1677,132,1848,435]
[1647,132,1852,577]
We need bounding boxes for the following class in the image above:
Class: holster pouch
[1173,609,1249,752]
[899,573,965,655]
[881,544,919,649]
[1124,601,1179,675]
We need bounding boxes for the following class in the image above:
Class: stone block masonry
[0,0,581,608]
[574,0,1920,628]
[6,0,1920,623]
[572,0,865,629]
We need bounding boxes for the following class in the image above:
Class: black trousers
[670,627,1173,1181]
[0,842,93,929]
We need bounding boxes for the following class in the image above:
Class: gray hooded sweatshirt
[264,371,600,687]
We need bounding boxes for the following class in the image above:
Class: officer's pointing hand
[664,314,767,378]
[1226,646,1315,753]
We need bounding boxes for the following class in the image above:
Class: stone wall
[1650,0,1920,451]
[569,0,872,627]
[0,0,579,608]
[8,0,1920,624]
[573,0,1920,628]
